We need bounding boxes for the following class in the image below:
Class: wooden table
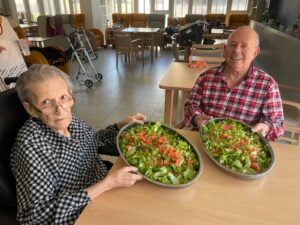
[159,62,208,126]
[75,129,300,225]
[122,27,160,63]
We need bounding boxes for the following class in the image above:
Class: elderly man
[11,64,145,224]
[183,26,284,141]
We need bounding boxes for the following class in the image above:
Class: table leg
[180,91,189,121]
[171,90,179,126]
[164,90,174,125]
[151,34,154,63]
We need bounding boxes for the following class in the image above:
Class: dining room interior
[1,0,300,224]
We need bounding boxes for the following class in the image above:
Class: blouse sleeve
[95,124,119,146]
[11,140,90,224]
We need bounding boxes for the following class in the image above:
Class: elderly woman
[10,64,145,224]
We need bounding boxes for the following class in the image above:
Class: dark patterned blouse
[11,116,118,224]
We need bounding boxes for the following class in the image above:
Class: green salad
[202,119,272,174]
[118,122,200,185]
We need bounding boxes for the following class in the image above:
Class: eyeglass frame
[25,92,75,115]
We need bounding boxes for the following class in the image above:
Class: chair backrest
[185,14,205,24]
[190,43,225,67]
[0,89,29,207]
[148,14,166,29]
[131,13,147,27]
[13,26,26,39]
[114,34,132,51]
[37,15,48,37]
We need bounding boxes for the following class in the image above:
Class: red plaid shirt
[183,64,284,141]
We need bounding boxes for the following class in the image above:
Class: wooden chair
[13,26,26,39]
[189,43,225,68]
[171,33,188,62]
[114,34,144,67]
[278,84,300,146]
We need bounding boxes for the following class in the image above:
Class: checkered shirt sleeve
[183,65,284,141]
[10,116,119,225]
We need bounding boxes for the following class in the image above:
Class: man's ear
[253,46,260,58]
[22,101,39,118]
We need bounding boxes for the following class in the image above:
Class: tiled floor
[70,47,174,130]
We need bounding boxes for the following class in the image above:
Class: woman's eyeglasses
[27,93,75,115]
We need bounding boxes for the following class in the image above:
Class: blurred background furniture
[131,13,147,27]
[24,50,69,75]
[227,13,251,29]
[278,84,300,146]
[72,14,104,50]
[189,43,225,68]
[114,34,144,67]
[185,14,205,24]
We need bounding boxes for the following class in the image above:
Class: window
[15,0,26,19]
[43,0,55,15]
[139,0,151,13]
[231,0,249,11]
[174,0,189,17]
[28,0,40,22]
[154,0,169,10]
[211,0,227,14]
[59,0,71,14]
[111,0,133,13]
[192,0,208,14]
[71,0,81,13]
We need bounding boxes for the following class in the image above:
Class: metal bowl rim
[199,117,275,179]
[117,121,203,188]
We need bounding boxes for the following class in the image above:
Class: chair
[171,33,188,62]
[114,34,144,67]
[13,26,26,39]
[185,14,205,24]
[148,14,166,48]
[227,14,251,29]
[278,84,300,146]
[131,13,147,27]
[24,50,69,75]
[189,43,225,68]
[73,14,105,50]
[0,88,29,225]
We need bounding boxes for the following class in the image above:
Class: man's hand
[116,113,147,129]
[194,115,213,129]
[252,122,269,137]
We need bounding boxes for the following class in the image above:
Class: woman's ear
[22,101,39,118]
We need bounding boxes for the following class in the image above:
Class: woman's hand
[105,166,143,189]
[86,166,143,200]
[116,113,147,129]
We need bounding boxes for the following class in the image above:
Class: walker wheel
[95,73,103,81]
[85,79,93,88]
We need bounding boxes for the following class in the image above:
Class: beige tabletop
[122,27,160,63]
[159,62,208,125]
[75,129,300,225]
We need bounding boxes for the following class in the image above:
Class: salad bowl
[117,121,203,188]
[199,118,275,179]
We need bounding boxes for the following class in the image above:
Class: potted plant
[260,8,275,24]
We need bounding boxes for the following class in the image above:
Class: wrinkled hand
[252,122,269,137]
[194,114,213,129]
[105,166,143,189]
[0,46,6,54]
[116,113,147,129]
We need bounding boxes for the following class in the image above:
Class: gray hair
[15,64,73,102]
[227,26,260,47]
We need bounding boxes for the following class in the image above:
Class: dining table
[159,62,209,126]
[75,129,300,225]
[121,27,161,63]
